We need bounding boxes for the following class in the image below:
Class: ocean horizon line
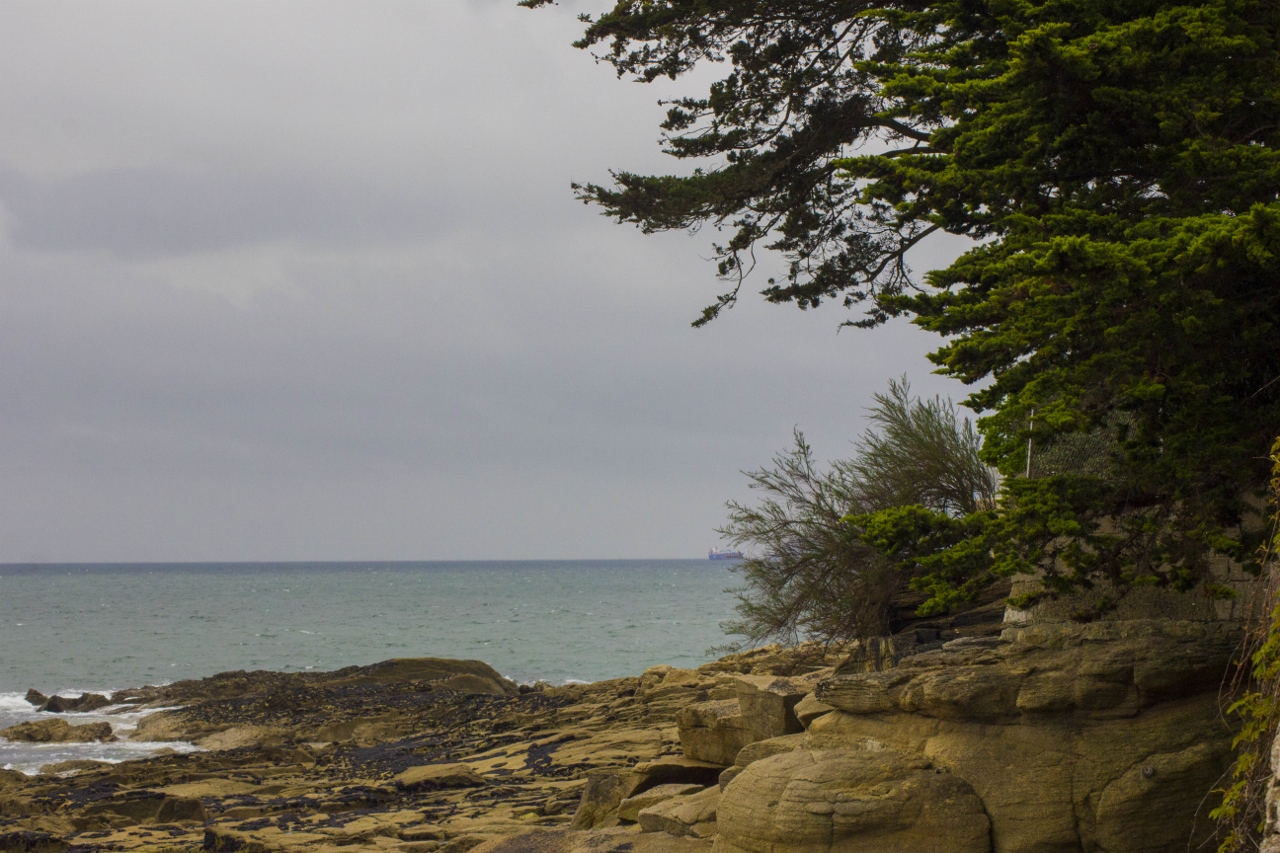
[0,557,720,571]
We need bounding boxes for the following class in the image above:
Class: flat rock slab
[395,763,486,791]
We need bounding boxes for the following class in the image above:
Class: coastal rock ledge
[0,618,1239,853]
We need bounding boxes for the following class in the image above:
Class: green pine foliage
[528,0,1280,609]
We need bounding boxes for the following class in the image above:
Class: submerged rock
[37,694,111,714]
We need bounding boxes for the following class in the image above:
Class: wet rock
[0,719,114,743]
[23,690,46,707]
[38,693,112,714]
[37,760,112,776]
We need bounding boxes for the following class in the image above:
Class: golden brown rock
[715,747,990,853]
[637,786,718,838]
[618,784,704,823]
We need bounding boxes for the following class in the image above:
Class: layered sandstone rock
[674,672,823,765]
[716,746,991,853]
[0,624,1241,853]
[709,619,1238,853]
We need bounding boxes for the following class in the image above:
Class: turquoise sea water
[0,560,740,693]
[0,560,741,772]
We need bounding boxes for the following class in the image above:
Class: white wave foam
[0,693,36,713]
[0,738,203,776]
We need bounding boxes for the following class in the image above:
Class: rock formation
[0,605,1243,853]
[0,719,115,744]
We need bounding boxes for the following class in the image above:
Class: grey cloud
[0,0,965,562]
[0,163,582,257]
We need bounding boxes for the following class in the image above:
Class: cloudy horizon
[0,0,967,563]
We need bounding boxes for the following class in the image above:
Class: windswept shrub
[719,380,998,647]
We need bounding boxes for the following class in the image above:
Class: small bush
[719,379,998,647]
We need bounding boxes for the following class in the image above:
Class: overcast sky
[0,0,970,562]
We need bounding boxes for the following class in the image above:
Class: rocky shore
[0,597,1242,853]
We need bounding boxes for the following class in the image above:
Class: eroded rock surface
[0,646,834,853]
[0,619,1240,853]
[724,619,1239,853]
[716,747,990,853]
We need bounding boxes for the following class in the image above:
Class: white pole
[1026,408,1035,478]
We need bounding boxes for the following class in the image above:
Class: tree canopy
[526,0,1280,609]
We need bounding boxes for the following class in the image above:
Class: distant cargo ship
[708,548,743,560]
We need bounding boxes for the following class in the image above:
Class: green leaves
[719,380,998,643]
[535,0,1280,608]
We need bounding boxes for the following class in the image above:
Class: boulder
[636,786,719,839]
[675,672,819,765]
[569,771,640,829]
[0,719,114,743]
[718,733,808,790]
[674,699,752,765]
[715,747,991,853]
[23,690,46,707]
[394,763,486,792]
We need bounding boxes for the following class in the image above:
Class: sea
[0,559,742,774]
